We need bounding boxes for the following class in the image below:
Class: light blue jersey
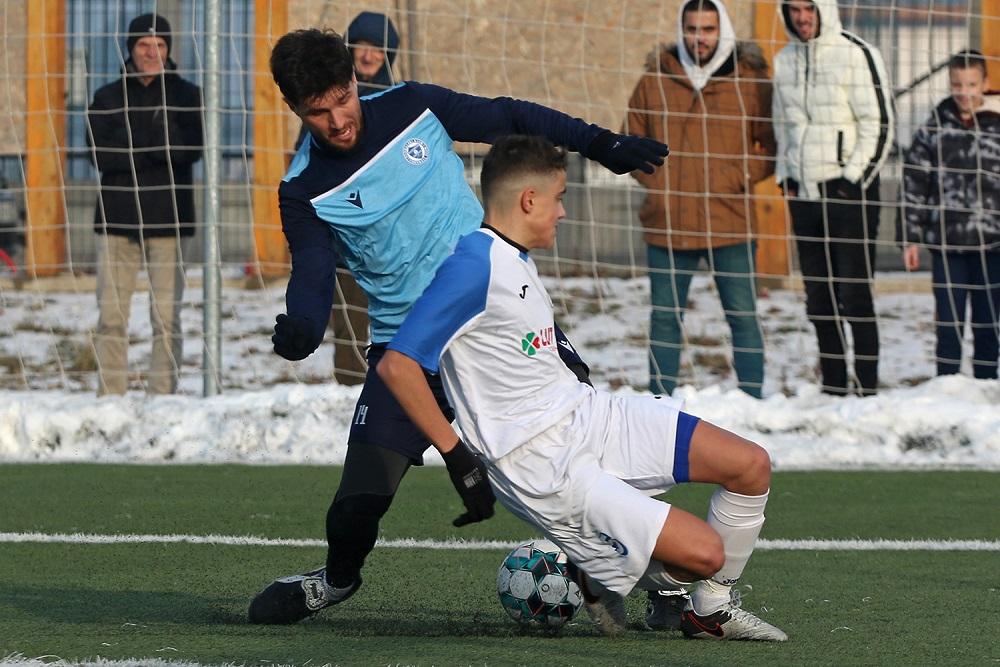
[277,82,603,345]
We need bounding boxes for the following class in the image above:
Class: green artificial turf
[1,465,997,666]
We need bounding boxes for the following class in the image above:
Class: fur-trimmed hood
[646,40,769,79]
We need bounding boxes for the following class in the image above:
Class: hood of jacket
[781,0,843,44]
[978,91,1000,118]
[932,90,1000,125]
[346,11,399,91]
[647,40,768,84]
[675,0,737,90]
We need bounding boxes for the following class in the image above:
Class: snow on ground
[1,273,998,468]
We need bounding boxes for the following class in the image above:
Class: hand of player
[272,313,321,361]
[441,440,495,527]
[585,130,669,175]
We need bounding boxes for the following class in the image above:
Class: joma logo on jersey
[520,326,554,357]
[402,138,429,165]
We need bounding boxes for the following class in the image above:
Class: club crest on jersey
[402,138,430,165]
[520,326,554,357]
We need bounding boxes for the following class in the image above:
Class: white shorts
[489,390,699,596]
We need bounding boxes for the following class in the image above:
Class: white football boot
[680,589,788,641]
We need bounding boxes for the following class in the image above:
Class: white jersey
[387,227,589,461]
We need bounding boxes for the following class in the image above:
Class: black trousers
[789,178,881,395]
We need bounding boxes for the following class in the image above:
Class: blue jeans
[931,250,1000,379]
[648,242,764,397]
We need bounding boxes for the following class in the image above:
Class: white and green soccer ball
[496,538,583,627]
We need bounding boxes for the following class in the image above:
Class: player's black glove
[272,314,322,361]
[554,322,593,387]
[585,130,669,175]
[442,440,495,527]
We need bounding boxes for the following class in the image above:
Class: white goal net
[0,0,995,400]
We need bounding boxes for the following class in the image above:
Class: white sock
[691,487,769,615]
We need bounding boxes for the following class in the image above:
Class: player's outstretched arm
[407,82,667,175]
[377,350,495,527]
[583,130,669,175]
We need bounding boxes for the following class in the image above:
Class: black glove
[554,322,593,387]
[272,314,322,361]
[823,176,862,201]
[585,130,669,175]
[442,440,495,527]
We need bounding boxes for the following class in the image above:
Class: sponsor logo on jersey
[402,138,430,165]
[520,326,554,357]
[346,190,363,209]
[598,531,629,556]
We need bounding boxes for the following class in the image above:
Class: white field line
[1,532,998,551]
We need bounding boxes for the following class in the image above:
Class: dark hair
[681,0,720,18]
[948,49,988,76]
[270,29,354,107]
[481,136,567,211]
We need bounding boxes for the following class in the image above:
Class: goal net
[0,0,995,398]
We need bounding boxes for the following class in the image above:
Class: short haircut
[682,0,720,17]
[948,49,987,76]
[480,136,567,212]
[270,29,354,108]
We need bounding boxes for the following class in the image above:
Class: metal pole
[202,0,222,396]
[406,0,419,79]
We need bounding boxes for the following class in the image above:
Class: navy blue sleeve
[279,189,338,342]
[408,82,604,153]
[554,322,590,378]
[388,234,492,372]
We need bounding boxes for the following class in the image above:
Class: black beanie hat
[126,13,172,55]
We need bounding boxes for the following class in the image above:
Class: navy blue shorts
[348,344,455,464]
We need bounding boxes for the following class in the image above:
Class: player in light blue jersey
[247,29,669,625]
[379,136,787,641]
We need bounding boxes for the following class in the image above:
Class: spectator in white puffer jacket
[772,0,894,397]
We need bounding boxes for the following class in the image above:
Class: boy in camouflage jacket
[901,50,1000,378]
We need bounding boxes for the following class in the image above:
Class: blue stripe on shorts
[672,412,699,483]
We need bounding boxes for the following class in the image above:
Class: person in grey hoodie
[772,0,894,397]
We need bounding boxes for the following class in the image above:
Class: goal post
[24,0,67,278]
[250,0,289,280]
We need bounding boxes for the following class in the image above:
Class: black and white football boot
[645,589,690,631]
[566,562,627,636]
[248,567,361,624]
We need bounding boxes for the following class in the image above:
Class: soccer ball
[496,538,583,627]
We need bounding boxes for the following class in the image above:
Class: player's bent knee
[744,443,772,490]
[692,532,726,579]
[653,510,724,580]
[676,537,724,580]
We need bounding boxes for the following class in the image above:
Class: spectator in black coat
[87,13,203,395]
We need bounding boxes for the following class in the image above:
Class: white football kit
[389,227,700,594]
